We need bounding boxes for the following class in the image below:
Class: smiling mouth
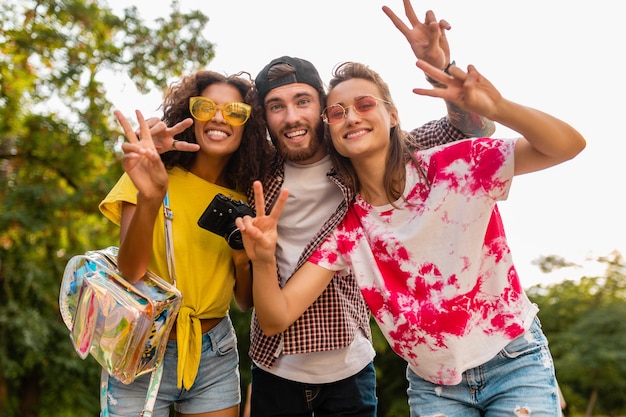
[205,129,229,139]
[345,129,369,139]
[285,129,306,140]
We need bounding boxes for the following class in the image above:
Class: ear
[389,107,400,128]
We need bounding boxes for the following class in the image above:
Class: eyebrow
[265,91,315,106]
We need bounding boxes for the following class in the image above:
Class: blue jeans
[250,361,377,417]
[406,317,562,417]
[105,316,240,417]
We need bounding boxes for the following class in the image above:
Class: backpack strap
[101,192,175,416]
[140,364,165,417]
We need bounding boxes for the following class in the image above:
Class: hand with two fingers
[413,60,503,121]
[114,109,168,201]
[383,0,451,70]
[135,117,200,155]
[235,181,289,263]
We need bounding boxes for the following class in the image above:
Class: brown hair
[160,70,272,192]
[327,62,425,203]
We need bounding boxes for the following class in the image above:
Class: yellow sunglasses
[189,97,252,126]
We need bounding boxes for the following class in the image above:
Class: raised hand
[383,0,451,69]
[114,109,168,200]
[140,117,199,154]
[235,181,289,263]
[412,60,503,121]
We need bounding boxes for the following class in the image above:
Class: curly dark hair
[159,70,273,192]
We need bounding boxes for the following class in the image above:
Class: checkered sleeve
[407,116,469,150]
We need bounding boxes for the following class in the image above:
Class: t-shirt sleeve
[471,138,515,202]
[307,232,347,272]
[98,173,138,227]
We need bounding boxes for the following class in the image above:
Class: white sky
[106,0,626,288]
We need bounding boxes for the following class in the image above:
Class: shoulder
[99,174,137,225]
[417,138,511,159]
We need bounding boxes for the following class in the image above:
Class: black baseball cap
[255,56,325,102]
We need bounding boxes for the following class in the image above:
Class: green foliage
[2,1,624,416]
[528,251,626,417]
[0,0,214,415]
[230,303,253,400]
[370,319,410,417]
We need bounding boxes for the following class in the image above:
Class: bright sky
[106,0,625,288]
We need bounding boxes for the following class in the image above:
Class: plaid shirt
[248,117,470,369]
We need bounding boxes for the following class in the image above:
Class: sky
[106,0,626,288]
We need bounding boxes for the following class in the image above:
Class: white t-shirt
[259,155,375,383]
[309,138,538,385]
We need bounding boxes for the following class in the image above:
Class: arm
[235,181,335,336]
[382,0,495,139]
[414,60,586,174]
[114,110,169,283]
[232,249,253,312]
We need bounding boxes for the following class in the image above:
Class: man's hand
[383,0,451,70]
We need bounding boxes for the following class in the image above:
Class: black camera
[198,193,255,250]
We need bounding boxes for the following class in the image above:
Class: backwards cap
[255,56,324,102]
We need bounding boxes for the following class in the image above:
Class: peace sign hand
[383,0,451,70]
[235,181,289,263]
[114,109,168,201]
[412,60,503,121]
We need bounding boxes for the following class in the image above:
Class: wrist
[444,60,456,74]
[426,60,456,87]
[252,256,277,269]
[136,190,167,207]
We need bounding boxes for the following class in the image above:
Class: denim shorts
[406,317,562,417]
[104,316,241,417]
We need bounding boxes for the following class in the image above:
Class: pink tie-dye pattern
[358,210,525,376]
[426,139,509,200]
[310,139,532,384]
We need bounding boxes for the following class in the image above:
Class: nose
[344,105,360,122]
[212,108,226,123]
[283,104,301,124]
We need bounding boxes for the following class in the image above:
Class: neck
[288,147,328,166]
[190,154,230,186]
[353,154,406,206]
[353,156,388,206]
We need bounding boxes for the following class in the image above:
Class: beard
[274,123,326,163]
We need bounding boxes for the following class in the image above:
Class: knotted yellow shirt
[100,167,242,389]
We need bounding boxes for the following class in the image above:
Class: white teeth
[206,130,228,138]
[286,129,306,138]
[346,130,367,139]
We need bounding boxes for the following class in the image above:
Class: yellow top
[99,166,245,389]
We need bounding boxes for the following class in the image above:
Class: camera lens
[225,226,244,250]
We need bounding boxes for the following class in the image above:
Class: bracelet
[444,60,456,74]
[425,60,456,87]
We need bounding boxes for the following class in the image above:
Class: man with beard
[146,6,494,415]
[246,6,494,417]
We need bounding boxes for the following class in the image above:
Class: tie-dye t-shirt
[309,138,538,385]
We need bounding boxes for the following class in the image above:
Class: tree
[528,251,626,417]
[0,1,214,415]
